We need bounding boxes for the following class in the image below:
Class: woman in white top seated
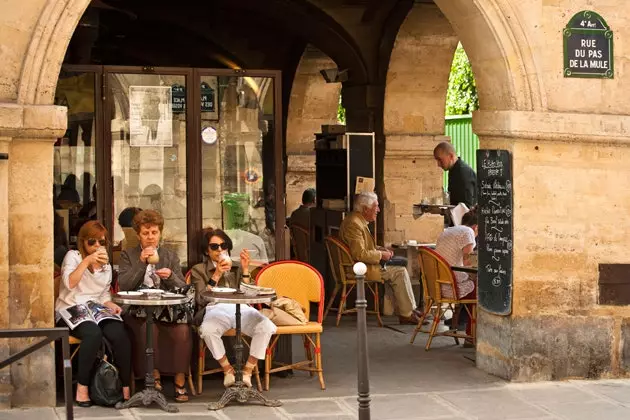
[55,221,132,406]
[190,228,277,389]
[434,208,478,335]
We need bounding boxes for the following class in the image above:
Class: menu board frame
[476,149,513,316]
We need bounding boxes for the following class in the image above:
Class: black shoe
[76,400,93,408]
[444,317,453,326]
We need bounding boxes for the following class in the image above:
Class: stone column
[0,103,66,407]
[474,110,630,381]
[0,136,10,407]
[285,48,340,214]
[382,3,458,245]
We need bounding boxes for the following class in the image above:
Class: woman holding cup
[190,228,277,389]
[55,220,132,406]
[118,209,193,402]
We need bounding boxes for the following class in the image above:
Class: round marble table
[200,290,282,410]
[112,293,190,413]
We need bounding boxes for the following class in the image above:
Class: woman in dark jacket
[118,209,193,402]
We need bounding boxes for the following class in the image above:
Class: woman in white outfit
[190,228,277,388]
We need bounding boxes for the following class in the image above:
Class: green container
[223,192,250,230]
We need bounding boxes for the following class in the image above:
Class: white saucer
[138,289,163,295]
[118,291,142,296]
[212,287,236,294]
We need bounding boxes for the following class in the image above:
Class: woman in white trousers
[190,228,276,388]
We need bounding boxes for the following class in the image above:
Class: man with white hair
[339,192,420,325]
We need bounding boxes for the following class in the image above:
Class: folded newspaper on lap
[240,283,275,295]
[58,300,122,330]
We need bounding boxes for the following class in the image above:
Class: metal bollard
[353,262,371,420]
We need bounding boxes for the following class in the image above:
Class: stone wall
[285,47,340,215]
[383,4,458,245]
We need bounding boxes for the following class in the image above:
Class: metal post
[61,333,74,420]
[353,262,371,420]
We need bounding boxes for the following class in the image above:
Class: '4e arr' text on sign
[564,10,614,79]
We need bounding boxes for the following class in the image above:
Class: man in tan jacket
[339,192,420,324]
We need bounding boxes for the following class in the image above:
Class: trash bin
[223,192,250,230]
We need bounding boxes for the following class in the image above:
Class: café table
[111,292,190,413]
[201,290,282,411]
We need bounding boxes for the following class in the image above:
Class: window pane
[109,73,188,266]
[201,76,276,264]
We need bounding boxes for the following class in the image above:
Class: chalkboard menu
[563,10,614,79]
[476,149,513,316]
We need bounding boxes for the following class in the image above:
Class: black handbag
[89,338,123,406]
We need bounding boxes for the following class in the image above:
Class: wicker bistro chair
[290,223,310,263]
[410,247,477,351]
[54,272,82,360]
[324,236,383,327]
[187,271,262,394]
[256,261,325,391]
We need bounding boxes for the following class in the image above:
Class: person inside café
[339,192,420,325]
[434,207,478,338]
[289,188,316,228]
[55,220,132,406]
[433,141,477,207]
[191,227,277,388]
[117,209,193,402]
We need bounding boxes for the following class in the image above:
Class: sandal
[174,386,189,403]
[153,378,162,391]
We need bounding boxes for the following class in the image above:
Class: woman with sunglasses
[191,228,277,388]
[117,209,193,402]
[55,220,132,406]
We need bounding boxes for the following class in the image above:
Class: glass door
[105,67,193,267]
[197,69,284,266]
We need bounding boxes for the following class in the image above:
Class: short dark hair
[433,141,456,156]
[302,188,316,205]
[199,228,233,257]
[118,207,142,228]
[461,207,478,227]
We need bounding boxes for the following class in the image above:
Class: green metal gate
[444,114,479,188]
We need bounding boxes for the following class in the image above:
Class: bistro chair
[290,223,310,263]
[54,272,82,360]
[256,261,325,391]
[410,247,477,351]
[324,236,383,327]
[188,271,262,394]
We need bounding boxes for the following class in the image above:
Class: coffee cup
[147,251,160,265]
[219,252,231,263]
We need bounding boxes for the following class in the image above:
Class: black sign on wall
[564,10,614,79]
[477,149,513,316]
[172,84,186,113]
[201,82,216,112]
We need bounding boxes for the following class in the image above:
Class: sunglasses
[208,242,229,251]
[87,238,107,246]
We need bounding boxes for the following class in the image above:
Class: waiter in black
[433,141,477,207]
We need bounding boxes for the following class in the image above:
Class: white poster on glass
[129,86,173,147]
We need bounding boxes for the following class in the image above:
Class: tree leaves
[446,43,479,116]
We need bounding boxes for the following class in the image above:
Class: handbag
[89,338,123,406]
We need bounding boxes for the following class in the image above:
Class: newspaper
[58,300,122,330]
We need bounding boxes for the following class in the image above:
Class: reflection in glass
[54,71,97,252]
[109,73,188,266]
[201,76,276,262]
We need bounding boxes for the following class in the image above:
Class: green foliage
[337,94,346,124]
[445,43,479,116]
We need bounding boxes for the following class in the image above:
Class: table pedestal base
[115,388,179,413]
[208,382,282,410]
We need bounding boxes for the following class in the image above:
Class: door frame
[59,64,286,268]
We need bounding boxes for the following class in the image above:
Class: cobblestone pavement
[3,317,630,419]
[5,380,630,420]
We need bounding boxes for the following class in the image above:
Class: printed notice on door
[129,86,173,147]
